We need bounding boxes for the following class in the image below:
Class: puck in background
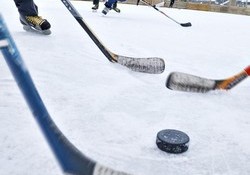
[156,129,190,154]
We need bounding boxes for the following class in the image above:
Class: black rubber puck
[156,129,190,154]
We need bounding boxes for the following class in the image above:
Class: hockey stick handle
[139,0,191,27]
[244,65,250,75]
[140,0,174,21]
[215,65,250,90]
[0,15,131,175]
[0,14,96,175]
[140,0,160,11]
[61,0,116,62]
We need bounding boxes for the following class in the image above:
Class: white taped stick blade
[117,56,165,74]
[166,72,216,93]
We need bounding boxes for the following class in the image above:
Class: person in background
[13,0,51,35]
[169,0,175,8]
[92,0,120,13]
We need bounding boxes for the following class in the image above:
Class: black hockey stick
[166,66,250,93]
[0,15,130,175]
[140,0,191,27]
[60,0,165,74]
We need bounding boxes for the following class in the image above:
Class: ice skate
[112,3,120,13]
[92,4,99,12]
[112,7,120,13]
[102,7,110,15]
[20,15,51,35]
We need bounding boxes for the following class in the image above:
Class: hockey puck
[156,129,189,154]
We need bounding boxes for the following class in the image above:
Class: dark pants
[93,0,99,5]
[14,0,38,16]
[169,0,175,7]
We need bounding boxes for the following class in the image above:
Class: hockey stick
[139,0,191,27]
[0,15,130,175]
[166,66,250,93]
[60,0,165,74]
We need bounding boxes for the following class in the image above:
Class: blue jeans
[104,0,117,8]
[105,0,126,8]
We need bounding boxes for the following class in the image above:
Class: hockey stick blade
[166,66,250,93]
[180,22,192,27]
[0,15,131,175]
[61,0,165,74]
[117,56,165,74]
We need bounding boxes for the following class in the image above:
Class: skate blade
[102,11,108,15]
[113,9,121,13]
[23,25,51,35]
